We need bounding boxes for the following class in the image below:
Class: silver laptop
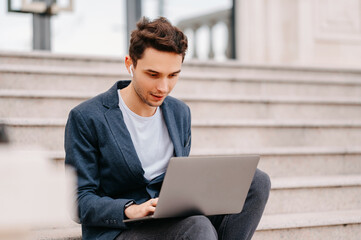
[123,155,259,223]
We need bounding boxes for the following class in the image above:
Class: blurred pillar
[8,0,73,51]
[208,22,215,59]
[126,0,142,51]
[192,25,199,59]
[230,0,236,59]
[33,0,56,51]
[159,0,164,16]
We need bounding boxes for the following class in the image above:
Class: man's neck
[119,83,157,117]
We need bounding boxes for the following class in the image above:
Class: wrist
[124,201,136,219]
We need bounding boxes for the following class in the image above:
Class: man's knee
[250,169,271,205]
[183,215,217,240]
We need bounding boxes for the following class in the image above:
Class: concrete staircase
[1,51,361,239]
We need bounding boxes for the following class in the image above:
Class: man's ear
[125,56,133,75]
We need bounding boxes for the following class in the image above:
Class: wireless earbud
[130,64,134,77]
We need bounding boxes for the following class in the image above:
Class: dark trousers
[116,169,271,240]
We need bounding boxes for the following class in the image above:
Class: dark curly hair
[129,17,188,67]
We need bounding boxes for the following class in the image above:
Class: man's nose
[156,77,168,93]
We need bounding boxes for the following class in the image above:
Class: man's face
[131,48,183,108]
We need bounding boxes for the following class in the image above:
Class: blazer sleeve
[65,109,132,229]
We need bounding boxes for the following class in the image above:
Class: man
[65,17,271,240]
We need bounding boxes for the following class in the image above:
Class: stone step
[3,51,361,82]
[261,152,361,178]
[1,90,361,120]
[265,175,361,214]
[29,209,361,240]
[1,64,361,97]
[48,147,361,178]
[2,118,361,151]
[192,147,361,178]
[30,222,81,240]
[183,60,361,82]
[184,95,361,121]
[0,50,123,69]
[254,209,361,240]
[0,64,120,93]
[173,73,361,98]
[191,119,361,149]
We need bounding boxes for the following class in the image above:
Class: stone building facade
[236,0,361,67]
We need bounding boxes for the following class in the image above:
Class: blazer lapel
[102,81,147,184]
[161,99,183,157]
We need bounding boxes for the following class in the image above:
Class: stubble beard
[133,83,163,108]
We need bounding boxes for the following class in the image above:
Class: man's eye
[149,73,158,77]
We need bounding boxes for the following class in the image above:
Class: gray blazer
[65,81,192,240]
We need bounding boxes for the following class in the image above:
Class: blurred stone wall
[236,0,361,67]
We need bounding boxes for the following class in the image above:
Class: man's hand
[124,198,158,219]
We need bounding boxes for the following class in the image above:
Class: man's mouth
[151,94,165,101]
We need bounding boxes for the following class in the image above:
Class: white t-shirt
[118,90,174,181]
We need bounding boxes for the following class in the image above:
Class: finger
[147,206,156,214]
[149,198,157,207]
